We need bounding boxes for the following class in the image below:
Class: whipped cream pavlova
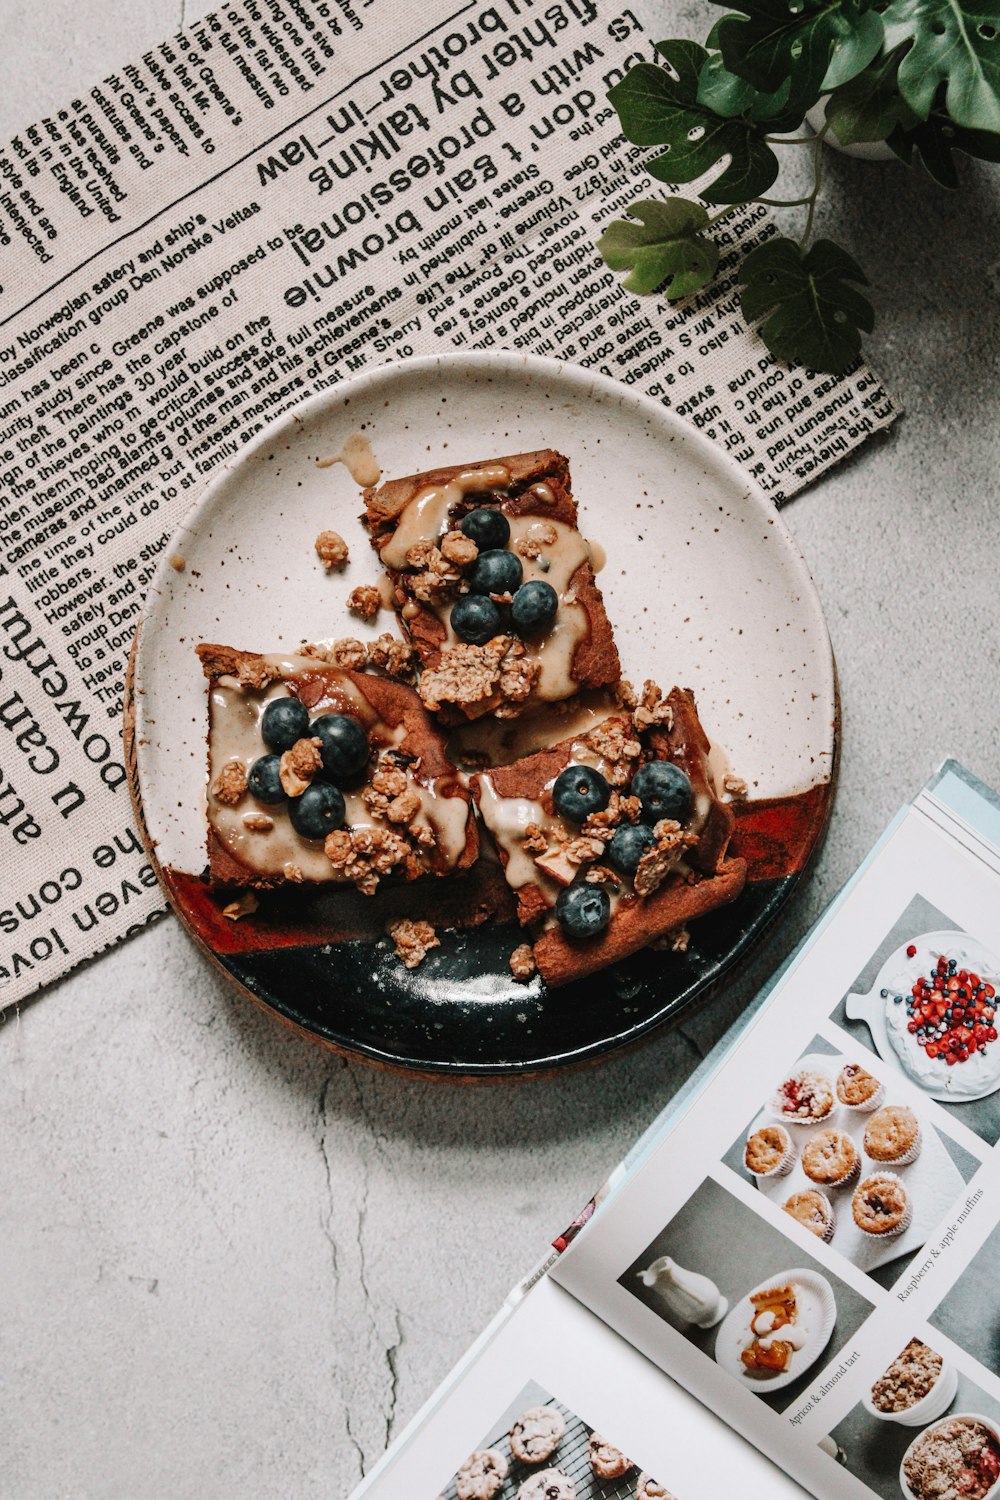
[882,936,1000,1099]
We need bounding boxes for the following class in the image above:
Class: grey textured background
[2,3,1000,1498]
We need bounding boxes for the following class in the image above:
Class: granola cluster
[388,917,440,969]
[417,636,540,718]
[315,530,349,570]
[278,736,322,797]
[362,760,423,828]
[403,538,467,605]
[582,716,641,786]
[509,943,537,980]
[235,656,280,691]
[634,819,699,897]
[347,584,381,620]
[324,826,413,897]
[212,758,249,806]
[302,635,417,679]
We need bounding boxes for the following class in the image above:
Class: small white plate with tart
[714,1268,836,1393]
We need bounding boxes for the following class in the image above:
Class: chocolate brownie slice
[362,450,619,723]
[197,643,477,890]
[472,685,746,987]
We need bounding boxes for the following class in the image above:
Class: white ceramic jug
[638,1255,728,1327]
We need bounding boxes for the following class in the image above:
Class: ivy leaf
[714,0,884,114]
[825,44,919,142]
[738,237,874,373]
[888,110,1000,184]
[597,198,720,299]
[882,0,1000,132]
[607,41,782,203]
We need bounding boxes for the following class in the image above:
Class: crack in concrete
[316,1074,339,1281]
[384,1310,403,1449]
[344,1408,366,1483]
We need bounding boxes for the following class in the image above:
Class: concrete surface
[2,4,999,1498]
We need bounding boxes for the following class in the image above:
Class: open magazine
[353,761,1000,1500]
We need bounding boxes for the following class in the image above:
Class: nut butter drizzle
[380,466,511,570]
[316,430,382,487]
[208,654,469,882]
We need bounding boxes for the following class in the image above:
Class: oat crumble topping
[315,530,349,570]
[724,773,749,800]
[236,656,279,690]
[347,584,382,620]
[279,736,323,797]
[509,943,537,980]
[871,1339,943,1413]
[388,917,440,969]
[213,758,249,806]
[440,529,478,567]
[522,823,549,855]
[324,826,411,895]
[633,679,674,731]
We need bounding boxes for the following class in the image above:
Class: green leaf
[738,237,875,373]
[697,49,800,127]
[882,0,1000,131]
[822,11,887,89]
[597,198,721,299]
[607,41,782,203]
[714,0,885,114]
[825,43,919,142]
[888,110,1000,183]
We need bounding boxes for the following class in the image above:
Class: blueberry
[450,594,504,645]
[469,548,523,597]
[607,822,656,876]
[288,781,346,840]
[460,507,509,550]
[247,754,285,804]
[260,695,309,752]
[552,764,611,823]
[556,881,611,940]
[511,580,558,635]
[312,713,370,784]
[630,761,693,825]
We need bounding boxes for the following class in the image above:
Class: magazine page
[355,1273,804,1500]
[551,772,1000,1500]
[0,0,898,1009]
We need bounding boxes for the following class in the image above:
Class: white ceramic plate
[129,352,837,1075]
[846,933,1000,1103]
[714,1267,836,1393]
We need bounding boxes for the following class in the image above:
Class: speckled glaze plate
[128,352,837,1078]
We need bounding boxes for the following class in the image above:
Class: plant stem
[756,195,814,207]
[762,134,816,145]
[705,205,748,226]
[799,122,831,250]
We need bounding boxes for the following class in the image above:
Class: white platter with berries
[127,352,838,1075]
[846,933,1000,1103]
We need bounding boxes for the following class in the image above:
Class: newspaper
[0,0,899,1007]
